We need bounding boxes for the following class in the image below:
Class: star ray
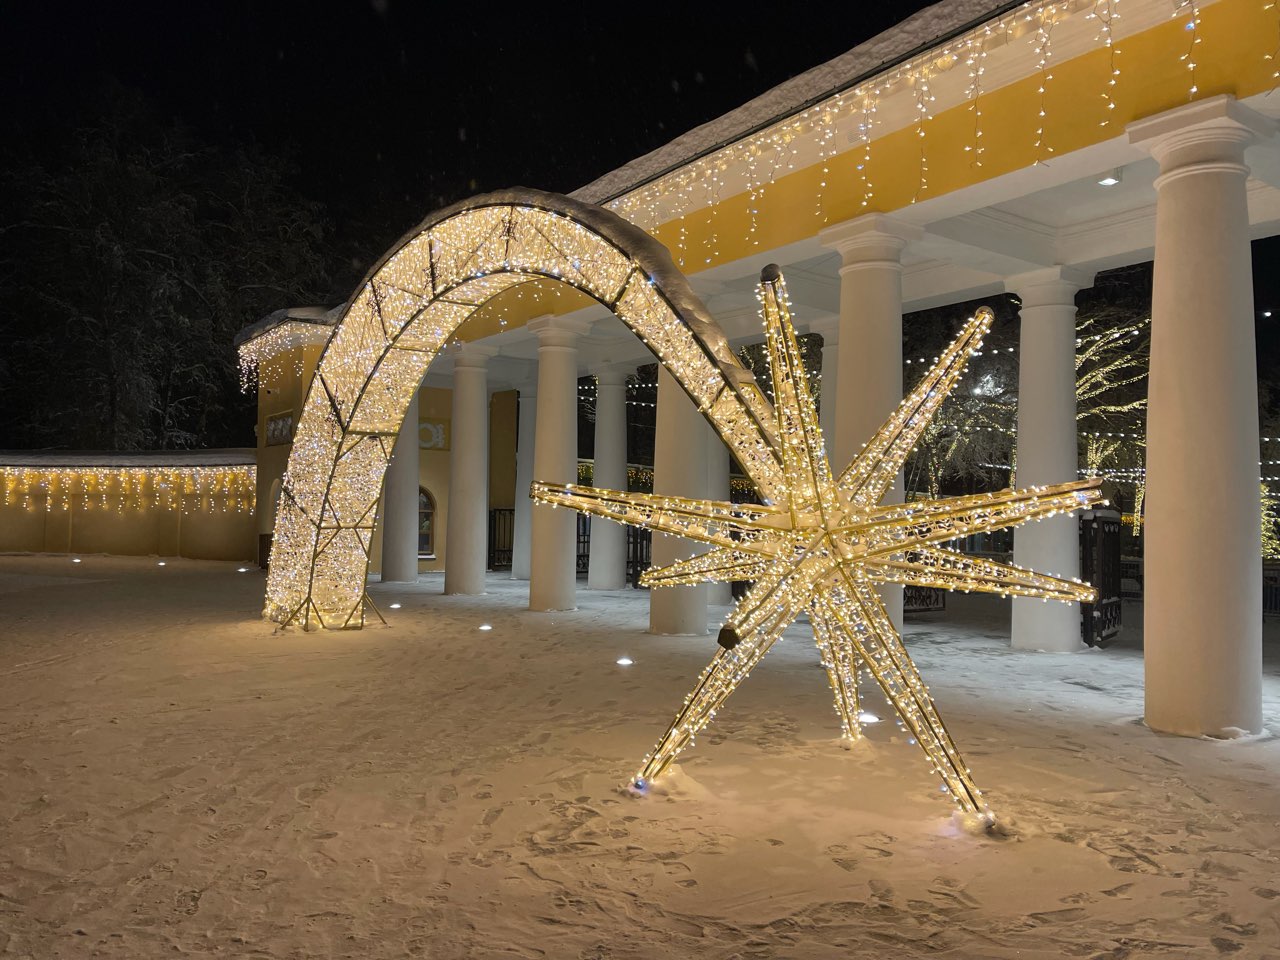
[838,307,994,508]
[808,599,863,742]
[863,546,1096,602]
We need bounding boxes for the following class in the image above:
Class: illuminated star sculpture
[533,265,1103,819]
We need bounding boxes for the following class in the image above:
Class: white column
[587,364,630,590]
[510,381,536,581]
[1008,267,1092,652]
[381,389,420,582]
[1129,96,1272,737]
[705,416,734,607]
[821,215,921,632]
[528,317,590,611]
[809,317,839,455]
[650,366,709,635]
[444,346,494,595]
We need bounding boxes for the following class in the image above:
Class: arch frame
[266,188,788,628]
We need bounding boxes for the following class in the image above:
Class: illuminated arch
[266,188,787,628]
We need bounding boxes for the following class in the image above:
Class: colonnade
[375,94,1268,740]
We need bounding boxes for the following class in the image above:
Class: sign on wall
[266,412,295,446]
[420,418,450,450]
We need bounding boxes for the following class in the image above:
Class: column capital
[592,362,633,387]
[1005,266,1094,310]
[1128,95,1275,182]
[451,343,497,370]
[805,315,840,344]
[528,314,593,349]
[819,214,923,266]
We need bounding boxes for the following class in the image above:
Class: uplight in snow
[478,624,492,631]
[389,603,401,609]
[71,558,81,563]
[157,562,166,567]
[857,711,881,724]
[617,657,633,666]
[237,567,249,573]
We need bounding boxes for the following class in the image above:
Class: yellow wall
[0,481,257,561]
[489,389,518,510]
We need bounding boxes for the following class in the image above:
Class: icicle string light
[1176,0,1203,97]
[601,0,1219,238]
[533,266,1103,818]
[1091,0,1123,126]
[0,466,255,514]
[238,320,334,390]
[1267,1,1280,80]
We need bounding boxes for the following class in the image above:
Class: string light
[1175,0,1203,98]
[1032,3,1061,162]
[1267,1,1280,80]
[237,318,334,390]
[912,65,935,202]
[963,29,991,166]
[533,268,1102,820]
[0,465,255,514]
[1091,0,1122,126]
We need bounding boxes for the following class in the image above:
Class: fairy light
[912,65,935,202]
[963,29,991,167]
[1033,3,1061,162]
[0,465,256,514]
[237,319,334,391]
[533,267,1102,820]
[1175,0,1203,98]
[856,88,878,210]
[582,0,1256,258]
[1091,0,1122,126]
[1267,1,1280,79]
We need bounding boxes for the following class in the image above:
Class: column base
[1010,599,1080,653]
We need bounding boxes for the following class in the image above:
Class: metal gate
[1080,508,1123,647]
[626,526,651,588]
[576,514,591,577]
[487,508,514,570]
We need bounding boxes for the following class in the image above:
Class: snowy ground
[2,554,1279,959]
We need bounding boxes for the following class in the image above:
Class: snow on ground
[1,554,1278,959]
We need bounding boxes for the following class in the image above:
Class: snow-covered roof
[572,0,1014,204]
[233,304,341,349]
[0,450,256,468]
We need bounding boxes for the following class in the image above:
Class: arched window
[418,488,436,558]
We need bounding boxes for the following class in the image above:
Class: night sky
[3,1,942,257]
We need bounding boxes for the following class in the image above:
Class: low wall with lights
[0,453,258,562]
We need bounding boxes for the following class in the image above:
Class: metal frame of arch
[265,188,787,628]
